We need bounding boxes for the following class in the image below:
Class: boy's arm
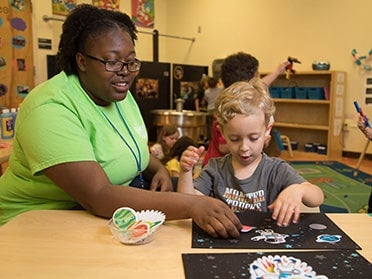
[177,146,205,195]
[298,182,324,207]
[268,182,324,226]
[261,61,290,87]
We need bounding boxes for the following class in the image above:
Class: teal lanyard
[100,102,143,187]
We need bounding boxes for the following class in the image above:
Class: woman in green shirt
[0,4,241,238]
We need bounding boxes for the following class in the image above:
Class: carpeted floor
[289,161,372,213]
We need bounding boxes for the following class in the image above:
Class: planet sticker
[309,223,327,230]
[241,225,255,233]
[113,207,137,229]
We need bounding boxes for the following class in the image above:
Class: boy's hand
[267,184,302,226]
[180,145,205,172]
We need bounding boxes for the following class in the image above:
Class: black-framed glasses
[81,53,141,72]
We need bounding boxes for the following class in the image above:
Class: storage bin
[312,142,320,152]
[290,141,298,150]
[317,144,327,155]
[307,87,324,100]
[304,143,313,152]
[305,142,321,152]
[283,141,299,150]
[294,87,307,99]
[279,87,295,99]
[269,87,281,98]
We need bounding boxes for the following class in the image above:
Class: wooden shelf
[273,98,330,105]
[264,71,346,160]
[274,122,329,131]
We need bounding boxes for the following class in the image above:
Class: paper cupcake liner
[109,207,166,245]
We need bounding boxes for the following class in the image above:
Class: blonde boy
[178,79,324,227]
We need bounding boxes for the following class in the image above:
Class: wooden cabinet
[263,71,346,160]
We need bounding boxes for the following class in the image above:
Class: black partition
[47,54,59,79]
[172,64,208,111]
[130,61,171,141]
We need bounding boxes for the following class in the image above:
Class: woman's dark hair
[221,52,259,88]
[56,4,137,75]
[170,136,197,161]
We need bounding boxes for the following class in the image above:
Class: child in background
[165,136,197,177]
[178,80,324,227]
[150,124,179,163]
[202,52,289,166]
[357,115,372,140]
[195,74,209,112]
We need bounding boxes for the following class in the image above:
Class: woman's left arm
[143,154,173,192]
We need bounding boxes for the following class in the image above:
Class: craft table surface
[0,210,370,278]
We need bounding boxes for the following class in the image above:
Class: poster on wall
[52,0,77,16]
[135,78,159,99]
[92,0,120,11]
[131,0,154,28]
[0,0,34,109]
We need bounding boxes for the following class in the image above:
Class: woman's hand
[144,154,173,192]
[149,166,173,192]
[189,195,242,238]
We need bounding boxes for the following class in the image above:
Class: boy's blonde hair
[215,78,275,127]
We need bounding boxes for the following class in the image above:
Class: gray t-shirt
[194,153,306,212]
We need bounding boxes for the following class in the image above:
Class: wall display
[92,0,119,11]
[0,0,34,109]
[135,78,159,99]
[52,0,77,16]
[352,48,372,71]
[131,0,154,28]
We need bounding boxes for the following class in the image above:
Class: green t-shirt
[0,72,149,225]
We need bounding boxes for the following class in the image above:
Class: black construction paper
[182,250,372,279]
[192,212,361,250]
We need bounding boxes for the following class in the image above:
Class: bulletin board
[0,0,34,109]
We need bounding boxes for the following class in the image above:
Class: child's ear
[265,123,273,137]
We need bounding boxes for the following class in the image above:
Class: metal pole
[138,30,195,42]
[41,16,196,42]
[42,15,64,22]
[153,30,159,62]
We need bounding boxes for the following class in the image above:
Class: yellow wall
[30,0,372,154]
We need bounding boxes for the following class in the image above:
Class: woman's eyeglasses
[81,53,141,72]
